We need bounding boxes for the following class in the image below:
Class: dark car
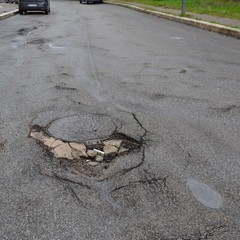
[19,0,50,14]
[6,0,18,3]
[79,0,102,4]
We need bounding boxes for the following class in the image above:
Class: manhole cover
[48,115,116,142]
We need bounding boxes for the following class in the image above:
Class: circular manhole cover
[48,115,116,142]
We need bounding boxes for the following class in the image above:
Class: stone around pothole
[86,160,98,166]
[103,140,122,148]
[87,149,97,158]
[103,145,118,157]
[118,146,129,155]
[52,143,73,159]
[30,130,48,142]
[95,155,104,162]
[29,124,142,178]
[51,140,64,148]
[43,137,56,147]
[69,142,88,158]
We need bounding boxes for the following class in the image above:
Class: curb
[105,1,240,39]
[0,9,18,20]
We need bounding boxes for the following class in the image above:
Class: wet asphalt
[0,0,240,239]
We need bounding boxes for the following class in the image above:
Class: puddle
[187,178,223,209]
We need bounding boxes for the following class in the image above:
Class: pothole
[29,116,141,177]
[18,27,37,36]
[27,39,47,45]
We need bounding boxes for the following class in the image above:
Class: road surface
[0,0,240,239]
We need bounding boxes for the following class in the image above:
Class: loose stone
[51,143,73,159]
[103,145,118,157]
[103,140,122,148]
[51,139,64,148]
[69,142,88,158]
[87,161,98,166]
[87,150,97,158]
[30,131,47,141]
[43,137,56,147]
[118,146,129,155]
[95,155,104,162]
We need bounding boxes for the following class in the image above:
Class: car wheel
[45,8,49,14]
[86,0,89,4]
[79,0,82,3]
[19,10,23,15]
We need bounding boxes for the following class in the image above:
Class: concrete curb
[0,9,18,20]
[105,1,240,39]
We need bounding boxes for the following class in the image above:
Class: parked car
[5,0,17,3]
[79,0,102,4]
[18,0,50,14]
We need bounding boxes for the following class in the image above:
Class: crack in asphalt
[132,113,147,142]
[142,168,177,206]
[53,173,92,190]
[38,168,92,208]
[173,141,194,168]
[54,85,77,91]
[0,139,7,152]
[144,224,227,240]
[169,224,227,240]
[94,112,147,183]
[54,176,88,208]
[110,175,168,193]
[211,104,240,113]
[111,167,177,206]
[114,113,147,177]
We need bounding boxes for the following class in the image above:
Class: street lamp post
[181,0,186,15]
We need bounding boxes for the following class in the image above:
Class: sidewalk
[0,2,18,19]
[111,1,240,28]
[105,0,240,39]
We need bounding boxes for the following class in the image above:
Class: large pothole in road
[29,115,141,177]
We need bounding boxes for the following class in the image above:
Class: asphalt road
[0,0,240,239]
